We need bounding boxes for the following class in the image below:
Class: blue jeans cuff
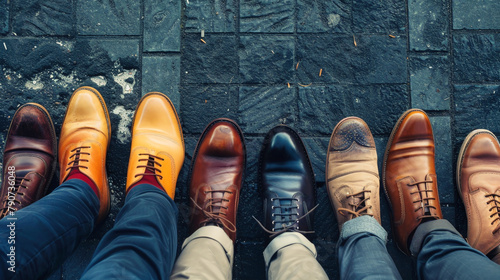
[339,216,387,244]
[410,219,460,256]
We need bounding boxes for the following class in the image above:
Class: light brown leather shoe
[383,109,443,255]
[457,129,500,264]
[126,92,184,199]
[326,117,381,231]
[59,87,111,224]
[189,119,245,242]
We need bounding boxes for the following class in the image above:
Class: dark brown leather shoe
[383,109,443,255]
[326,117,381,231]
[0,103,57,218]
[189,118,245,242]
[457,129,500,264]
[259,125,316,238]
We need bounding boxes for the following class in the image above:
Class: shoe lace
[66,146,91,171]
[337,190,373,218]
[134,154,164,180]
[253,197,318,239]
[190,188,237,233]
[0,176,31,217]
[485,193,500,234]
[408,179,439,221]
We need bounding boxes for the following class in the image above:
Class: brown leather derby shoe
[383,109,443,255]
[457,129,500,264]
[326,117,381,231]
[189,118,245,242]
[0,103,57,218]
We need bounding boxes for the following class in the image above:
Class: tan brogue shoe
[59,87,111,224]
[326,117,381,231]
[189,119,245,242]
[126,92,184,199]
[383,109,443,255]
[458,129,500,264]
[0,103,57,217]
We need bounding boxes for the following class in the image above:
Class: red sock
[67,169,99,198]
[128,168,163,193]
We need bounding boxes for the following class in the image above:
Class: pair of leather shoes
[326,110,442,256]
[58,87,184,224]
[0,104,57,218]
[188,123,317,242]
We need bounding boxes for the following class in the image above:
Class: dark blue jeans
[338,216,500,280]
[0,179,177,280]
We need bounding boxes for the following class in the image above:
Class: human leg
[82,92,185,279]
[258,125,328,280]
[328,117,400,279]
[171,119,245,279]
[0,179,98,279]
[81,184,178,279]
[410,219,500,279]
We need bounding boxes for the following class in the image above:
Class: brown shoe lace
[0,176,31,217]
[190,189,237,233]
[408,179,440,220]
[486,193,500,234]
[253,197,318,239]
[66,146,91,171]
[338,190,373,218]
[134,154,164,180]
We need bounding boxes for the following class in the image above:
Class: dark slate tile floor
[0,0,499,279]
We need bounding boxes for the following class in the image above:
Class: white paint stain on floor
[113,68,137,98]
[111,105,134,144]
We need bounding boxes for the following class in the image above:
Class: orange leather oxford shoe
[59,87,111,224]
[126,92,185,199]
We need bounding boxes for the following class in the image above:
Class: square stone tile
[298,85,409,135]
[430,116,454,203]
[182,34,238,84]
[12,0,74,36]
[237,183,264,240]
[454,84,500,135]
[243,137,264,187]
[240,0,294,33]
[239,36,294,84]
[0,0,9,35]
[142,56,180,109]
[453,34,500,83]
[181,85,239,133]
[352,35,407,84]
[77,0,140,35]
[297,35,407,85]
[303,137,329,183]
[238,86,297,133]
[453,0,500,29]
[297,35,355,84]
[184,0,236,33]
[234,242,267,279]
[144,0,181,52]
[409,0,449,51]
[410,56,450,110]
[352,0,406,33]
[297,0,351,33]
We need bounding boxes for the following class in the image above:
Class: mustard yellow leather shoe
[126,92,185,199]
[59,86,111,224]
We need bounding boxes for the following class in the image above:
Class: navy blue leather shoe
[257,125,317,239]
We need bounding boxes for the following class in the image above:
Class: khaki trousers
[171,227,328,279]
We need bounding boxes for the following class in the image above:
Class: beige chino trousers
[170,226,328,279]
